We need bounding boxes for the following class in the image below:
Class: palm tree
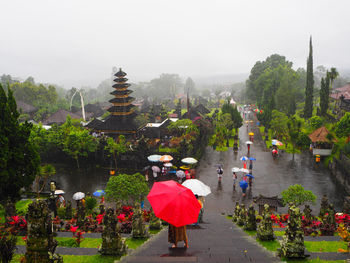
[328,67,339,90]
[36,164,56,197]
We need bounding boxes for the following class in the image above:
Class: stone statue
[237,204,246,227]
[99,204,105,215]
[319,195,329,218]
[65,201,72,219]
[303,205,313,221]
[244,205,257,231]
[149,208,162,230]
[131,203,149,238]
[257,204,275,241]
[99,208,127,256]
[232,202,240,223]
[278,205,305,258]
[25,200,63,263]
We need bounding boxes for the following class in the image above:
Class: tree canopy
[105,173,149,204]
[0,84,40,202]
[281,184,316,207]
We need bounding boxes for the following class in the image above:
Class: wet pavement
[197,121,345,214]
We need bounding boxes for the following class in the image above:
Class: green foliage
[270,110,289,138]
[15,199,33,216]
[304,37,314,119]
[85,197,98,213]
[104,135,128,170]
[320,74,330,116]
[335,112,350,139]
[57,207,66,219]
[105,173,149,204]
[168,119,198,135]
[296,132,311,150]
[309,116,324,130]
[0,84,41,202]
[281,184,317,207]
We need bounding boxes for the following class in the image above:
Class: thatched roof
[253,195,284,207]
[17,101,37,113]
[308,126,331,143]
[85,118,103,129]
[195,104,210,115]
[43,109,81,125]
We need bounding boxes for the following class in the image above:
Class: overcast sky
[0,0,349,88]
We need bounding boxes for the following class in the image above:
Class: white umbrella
[245,141,253,145]
[163,162,173,167]
[231,167,241,173]
[73,192,85,200]
[182,179,211,196]
[181,157,198,164]
[176,170,186,178]
[240,168,250,173]
[54,190,65,195]
[147,154,162,162]
[152,166,161,172]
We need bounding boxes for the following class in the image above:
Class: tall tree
[320,73,330,116]
[304,36,314,119]
[0,84,40,209]
[328,67,339,90]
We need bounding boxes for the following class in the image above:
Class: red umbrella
[147,180,201,227]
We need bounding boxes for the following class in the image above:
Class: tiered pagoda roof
[96,68,138,135]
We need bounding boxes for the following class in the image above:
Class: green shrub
[16,200,33,216]
[57,239,78,247]
[85,197,97,214]
[309,116,324,129]
[57,207,66,219]
[343,142,350,156]
[296,132,311,150]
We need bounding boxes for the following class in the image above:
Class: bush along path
[4,200,164,263]
[229,202,350,262]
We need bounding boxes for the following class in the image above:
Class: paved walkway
[120,212,281,263]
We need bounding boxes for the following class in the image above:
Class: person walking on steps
[233,172,237,190]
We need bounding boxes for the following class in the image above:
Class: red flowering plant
[301,217,320,236]
[52,216,63,232]
[0,223,17,263]
[6,215,27,236]
[121,206,133,218]
[270,214,285,228]
[69,226,85,247]
[143,209,152,222]
[335,213,350,227]
[64,218,77,232]
[96,213,105,225]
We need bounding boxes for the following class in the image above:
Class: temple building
[96,68,139,136]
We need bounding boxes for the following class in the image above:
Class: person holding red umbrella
[147,180,201,249]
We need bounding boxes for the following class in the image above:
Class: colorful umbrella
[93,190,105,197]
[240,168,250,173]
[163,162,173,167]
[245,141,253,145]
[73,192,85,200]
[249,157,256,161]
[181,157,198,164]
[182,179,211,197]
[180,165,190,170]
[248,132,254,136]
[147,180,201,227]
[272,140,283,146]
[147,154,162,162]
[240,156,248,161]
[159,155,173,162]
[239,180,248,189]
[54,190,65,195]
[152,166,161,172]
[245,174,255,179]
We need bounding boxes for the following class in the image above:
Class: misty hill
[193,73,248,86]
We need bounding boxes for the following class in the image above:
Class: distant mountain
[193,73,248,85]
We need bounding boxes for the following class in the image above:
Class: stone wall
[329,151,350,195]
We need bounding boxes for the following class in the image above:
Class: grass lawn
[244,230,257,236]
[304,241,348,253]
[256,239,281,251]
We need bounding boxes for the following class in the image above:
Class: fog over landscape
[0,0,349,88]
